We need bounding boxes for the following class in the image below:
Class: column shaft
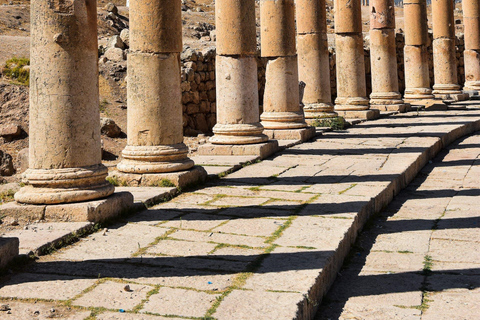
[463,0,480,91]
[15,0,114,204]
[260,0,307,129]
[296,0,336,119]
[210,0,268,145]
[369,0,405,111]
[403,0,434,101]
[334,0,374,117]
[431,0,464,99]
[117,0,194,173]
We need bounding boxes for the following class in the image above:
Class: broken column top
[216,0,257,55]
[335,0,362,34]
[370,0,396,30]
[296,0,327,34]
[129,0,182,53]
[432,0,455,40]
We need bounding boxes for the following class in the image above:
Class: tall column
[260,0,315,141]
[15,0,114,204]
[431,0,467,101]
[209,0,268,145]
[334,0,378,119]
[369,0,406,112]
[117,0,194,174]
[296,0,336,120]
[463,0,480,92]
[403,0,434,103]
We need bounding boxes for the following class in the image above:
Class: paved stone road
[0,109,479,319]
[315,133,480,320]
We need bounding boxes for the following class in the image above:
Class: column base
[335,109,380,120]
[404,88,435,102]
[260,111,307,130]
[464,81,480,93]
[197,140,279,159]
[370,93,407,113]
[14,165,115,205]
[370,104,408,113]
[1,192,134,224]
[304,103,337,119]
[263,126,316,142]
[118,144,194,174]
[210,123,269,145]
[0,237,19,269]
[108,166,207,188]
[433,92,470,102]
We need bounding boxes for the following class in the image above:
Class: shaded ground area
[315,133,480,320]
[0,108,479,319]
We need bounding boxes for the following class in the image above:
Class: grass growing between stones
[0,189,15,203]
[311,116,346,130]
[2,57,30,85]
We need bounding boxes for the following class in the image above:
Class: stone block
[0,202,46,222]
[197,140,279,159]
[263,126,316,142]
[370,103,408,113]
[109,166,207,188]
[334,109,380,120]
[0,237,19,269]
[43,192,133,222]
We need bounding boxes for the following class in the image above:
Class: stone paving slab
[1,109,480,320]
[315,132,480,320]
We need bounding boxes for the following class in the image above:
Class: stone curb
[295,118,480,319]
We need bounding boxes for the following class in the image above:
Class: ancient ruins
[0,0,479,318]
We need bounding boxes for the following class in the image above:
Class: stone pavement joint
[1,109,480,319]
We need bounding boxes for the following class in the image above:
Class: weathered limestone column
[463,0,480,92]
[431,0,467,101]
[296,0,336,119]
[369,0,406,112]
[198,0,278,158]
[403,0,435,103]
[117,0,198,180]
[15,0,114,204]
[334,0,379,119]
[260,0,315,141]
[210,0,268,145]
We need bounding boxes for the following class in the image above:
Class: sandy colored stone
[214,290,304,320]
[334,0,362,33]
[209,195,271,207]
[334,33,370,112]
[0,273,96,300]
[146,239,217,257]
[55,224,166,261]
[422,289,480,320]
[0,301,91,320]
[215,0,256,55]
[15,0,114,205]
[263,126,316,141]
[129,0,182,53]
[429,238,480,264]
[169,229,267,248]
[73,281,150,311]
[403,0,428,46]
[161,212,225,231]
[212,217,281,237]
[210,55,268,145]
[97,312,176,320]
[142,287,219,318]
[259,0,296,57]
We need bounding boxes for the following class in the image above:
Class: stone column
[334,0,379,119]
[463,0,480,92]
[431,0,467,101]
[369,0,406,112]
[260,0,315,141]
[296,0,336,120]
[117,0,195,175]
[15,0,114,204]
[403,0,434,103]
[209,0,268,145]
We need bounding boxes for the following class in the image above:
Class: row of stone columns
[11,0,480,208]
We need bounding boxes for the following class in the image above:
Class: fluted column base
[261,111,307,130]
[118,144,194,174]
[210,123,268,145]
[15,165,114,205]
[304,103,337,119]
